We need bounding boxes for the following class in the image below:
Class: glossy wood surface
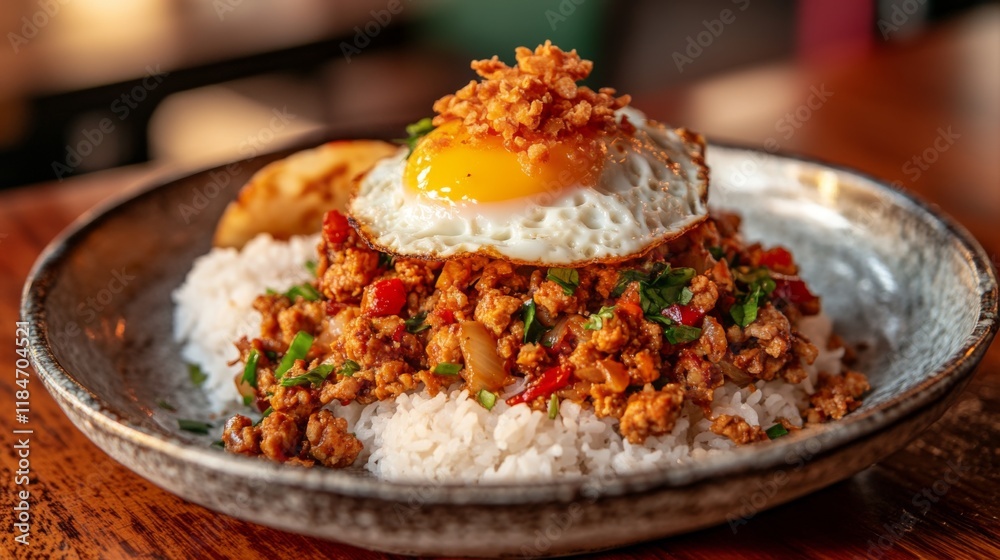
[2,7,998,559]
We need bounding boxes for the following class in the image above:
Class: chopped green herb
[611,266,697,314]
[211,439,225,449]
[638,266,696,316]
[188,363,207,387]
[378,252,395,269]
[546,268,580,295]
[585,306,616,330]
[664,325,702,345]
[280,364,335,388]
[522,299,545,344]
[406,117,434,135]
[762,277,777,294]
[730,268,776,328]
[646,314,673,327]
[644,309,702,345]
[433,362,463,376]
[548,394,560,420]
[405,311,430,334]
[611,265,703,343]
[242,349,260,388]
[732,267,773,286]
[265,288,278,295]
[611,270,648,298]
[178,419,212,435]
[275,331,314,379]
[242,395,254,407]
[265,350,278,361]
[678,286,694,305]
[339,359,361,377]
[305,260,317,276]
[284,283,321,302]
[766,423,789,439]
[730,298,756,328]
[396,117,435,156]
[477,389,497,411]
[156,399,177,412]
[708,246,725,260]
[253,406,274,427]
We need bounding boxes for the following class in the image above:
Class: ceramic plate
[22,143,998,557]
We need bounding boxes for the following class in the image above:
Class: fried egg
[348,108,708,266]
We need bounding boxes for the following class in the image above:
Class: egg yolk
[403,121,602,204]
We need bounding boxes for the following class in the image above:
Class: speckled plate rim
[21,142,999,506]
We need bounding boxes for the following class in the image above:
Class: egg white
[349,109,708,266]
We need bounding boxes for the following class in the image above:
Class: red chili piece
[323,210,351,244]
[759,247,794,272]
[506,364,572,406]
[661,304,705,327]
[717,293,737,314]
[392,323,406,342]
[773,278,820,313]
[363,278,407,317]
[438,309,456,325]
[255,395,270,413]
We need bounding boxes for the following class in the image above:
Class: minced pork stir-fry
[222,209,868,468]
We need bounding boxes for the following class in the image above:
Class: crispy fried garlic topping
[431,41,631,173]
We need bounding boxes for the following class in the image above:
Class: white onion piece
[500,376,528,399]
[539,316,570,348]
[576,359,629,393]
[459,321,508,394]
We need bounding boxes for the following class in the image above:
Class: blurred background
[0,0,995,188]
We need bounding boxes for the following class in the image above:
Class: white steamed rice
[173,234,844,482]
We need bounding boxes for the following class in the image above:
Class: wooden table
[3,7,998,559]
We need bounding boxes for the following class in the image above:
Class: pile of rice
[173,234,844,482]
